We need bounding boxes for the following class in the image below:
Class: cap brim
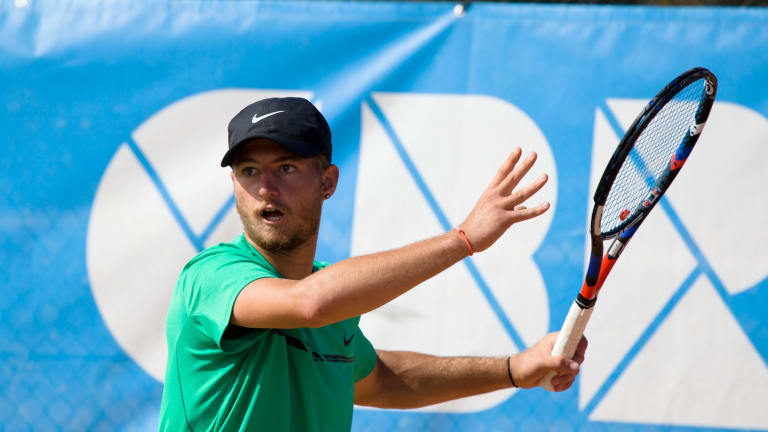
[220,135,321,167]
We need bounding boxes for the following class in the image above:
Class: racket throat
[578,237,628,307]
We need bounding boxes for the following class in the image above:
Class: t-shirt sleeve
[182,247,276,350]
[353,326,377,382]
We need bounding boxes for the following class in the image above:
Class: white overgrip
[539,301,594,391]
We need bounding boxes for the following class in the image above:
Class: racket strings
[601,78,707,234]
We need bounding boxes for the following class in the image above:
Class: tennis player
[159,97,587,431]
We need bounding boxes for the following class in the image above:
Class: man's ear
[321,164,340,198]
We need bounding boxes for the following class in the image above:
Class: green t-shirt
[159,234,378,432]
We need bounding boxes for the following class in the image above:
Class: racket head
[591,67,717,240]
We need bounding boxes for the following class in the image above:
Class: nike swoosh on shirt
[343,333,355,346]
[251,110,284,124]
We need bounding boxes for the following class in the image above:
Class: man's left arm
[354,333,587,409]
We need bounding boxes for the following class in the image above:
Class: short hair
[315,154,331,172]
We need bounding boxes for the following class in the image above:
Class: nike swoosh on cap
[251,110,284,124]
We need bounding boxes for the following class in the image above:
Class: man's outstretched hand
[509,332,588,392]
[460,148,550,253]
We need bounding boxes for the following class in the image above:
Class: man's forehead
[233,139,304,164]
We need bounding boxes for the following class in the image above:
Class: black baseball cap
[221,97,332,167]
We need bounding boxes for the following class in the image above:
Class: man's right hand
[459,148,550,253]
[508,332,588,392]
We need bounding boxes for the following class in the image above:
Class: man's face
[231,139,330,253]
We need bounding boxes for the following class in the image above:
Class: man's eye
[242,167,258,176]
[280,164,296,173]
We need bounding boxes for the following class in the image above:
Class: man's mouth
[260,208,285,223]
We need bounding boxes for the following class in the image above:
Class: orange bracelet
[453,227,474,256]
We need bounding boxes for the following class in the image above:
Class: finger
[551,355,580,374]
[514,205,527,211]
[504,173,548,209]
[572,351,585,366]
[553,375,576,392]
[490,148,522,188]
[577,335,588,356]
[550,372,576,387]
[506,202,550,224]
[571,339,587,366]
[498,151,537,195]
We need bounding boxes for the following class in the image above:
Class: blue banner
[2,1,767,430]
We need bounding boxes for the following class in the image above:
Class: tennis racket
[540,67,717,391]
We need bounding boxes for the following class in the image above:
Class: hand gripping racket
[540,67,717,391]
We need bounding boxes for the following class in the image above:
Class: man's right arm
[231,148,550,329]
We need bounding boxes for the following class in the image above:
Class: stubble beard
[236,197,322,253]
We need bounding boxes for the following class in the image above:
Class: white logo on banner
[583,100,768,429]
[87,89,311,381]
[352,93,557,412]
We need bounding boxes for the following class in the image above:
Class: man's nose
[257,171,280,199]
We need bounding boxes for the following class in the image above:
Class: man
[159,97,587,431]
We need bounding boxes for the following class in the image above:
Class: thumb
[550,355,580,374]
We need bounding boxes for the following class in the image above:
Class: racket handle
[539,301,594,392]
